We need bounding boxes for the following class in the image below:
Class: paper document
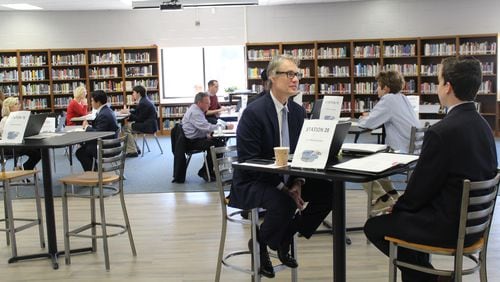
[332,152,419,174]
[291,119,337,169]
[320,96,343,120]
[341,143,388,153]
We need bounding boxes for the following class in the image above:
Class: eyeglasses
[276,71,302,79]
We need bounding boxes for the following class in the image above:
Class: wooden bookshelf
[246,33,499,132]
[246,43,281,93]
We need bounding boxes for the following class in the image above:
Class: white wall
[0,0,498,49]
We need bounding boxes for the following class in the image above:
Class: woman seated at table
[66,85,88,126]
[0,97,41,170]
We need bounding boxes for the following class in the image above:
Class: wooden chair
[211,145,297,282]
[0,167,45,260]
[59,136,136,270]
[385,172,500,282]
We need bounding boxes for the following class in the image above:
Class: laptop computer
[309,99,323,119]
[326,122,351,163]
[23,113,49,138]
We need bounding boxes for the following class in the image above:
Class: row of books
[52,68,82,80]
[383,44,416,57]
[22,69,46,81]
[92,81,124,92]
[247,67,266,79]
[382,64,418,76]
[23,97,49,110]
[354,63,380,77]
[423,43,456,56]
[125,65,153,77]
[53,82,83,94]
[52,54,86,66]
[299,83,315,94]
[163,106,190,117]
[480,62,495,74]
[0,56,17,67]
[353,45,380,58]
[20,55,47,67]
[163,119,179,130]
[247,49,280,61]
[459,42,496,55]
[126,93,159,105]
[250,84,264,93]
[90,53,121,65]
[54,97,71,108]
[317,47,348,59]
[89,67,119,78]
[318,65,349,77]
[125,79,159,91]
[421,64,440,76]
[283,49,315,60]
[354,99,377,112]
[0,70,18,81]
[320,83,351,94]
[1,85,19,96]
[299,67,312,78]
[21,84,50,95]
[124,52,153,63]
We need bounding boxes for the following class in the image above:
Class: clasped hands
[284,180,305,211]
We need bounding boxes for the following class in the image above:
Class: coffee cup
[274,147,289,166]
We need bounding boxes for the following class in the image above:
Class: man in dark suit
[230,55,333,278]
[76,90,119,171]
[364,57,498,282]
[120,85,158,157]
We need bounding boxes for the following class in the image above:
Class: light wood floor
[0,190,498,281]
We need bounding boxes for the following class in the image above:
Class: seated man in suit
[76,90,119,171]
[181,92,234,182]
[120,85,158,157]
[364,57,498,282]
[230,54,333,278]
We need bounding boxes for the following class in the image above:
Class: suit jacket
[393,102,497,246]
[86,105,119,139]
[230,93,306,210]
[129,97,158,133]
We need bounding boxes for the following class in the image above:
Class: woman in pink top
[66,85,88,125]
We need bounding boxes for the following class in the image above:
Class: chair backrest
[210,145,238,220]
[457,172,500,253]
[408,126,429,155]
[97,135,128,182]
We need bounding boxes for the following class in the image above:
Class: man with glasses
[230,54,333,278]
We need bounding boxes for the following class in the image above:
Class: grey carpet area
[7,132,500,198]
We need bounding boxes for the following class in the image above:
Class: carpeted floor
[8,132,500,198]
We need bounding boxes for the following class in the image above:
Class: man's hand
[285,181,305,210]
[82,120,89,130]
[226,123,235,130]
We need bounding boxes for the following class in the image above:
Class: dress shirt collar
[95,104,106,115]
[270,90,288,113]
[447,101,474,114]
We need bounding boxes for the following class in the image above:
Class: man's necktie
[281,107,290,183]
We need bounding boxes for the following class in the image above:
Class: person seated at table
[358,70,419,213]
[364,57,497,282]
[66,85,88,126]
[0,97,41,170]
[205,80,226,124]
[120,85,158,157]
[181,92,234,182]
[76,90,119,171]
[230,55,333,278]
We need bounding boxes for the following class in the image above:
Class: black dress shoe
[197,170,210,182]
[248,239,275,278]
[126,152,139,158]
[277,243,298,268]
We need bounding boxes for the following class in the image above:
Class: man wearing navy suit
[364,57,498,282]
[230,55,333,278]
[120,85,158,157]
[76,90,119,171]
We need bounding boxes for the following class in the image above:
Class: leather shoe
[277,242,298,268]
[126,152,139,158]
[248,238,275,278]
[197,170,210,182]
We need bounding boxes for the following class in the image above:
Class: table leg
[332,180,346,282]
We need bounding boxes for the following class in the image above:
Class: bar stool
[0,168,45,261]
[211,145,297,282]
[59,136,136,270]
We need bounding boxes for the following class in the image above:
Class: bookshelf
[246,43,281,93]
[246,33,499,133]
[0,45,162,131]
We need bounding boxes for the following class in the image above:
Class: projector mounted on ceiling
[132,0,258,10]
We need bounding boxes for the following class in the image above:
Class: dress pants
[259,178,333,250]
[185,137,225,176]
[364,213,437,282]
[76,143,97,171]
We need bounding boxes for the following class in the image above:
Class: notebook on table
[327,152,419,175]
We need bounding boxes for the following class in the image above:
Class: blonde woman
[0,97,41,170]
[66,85,88,125]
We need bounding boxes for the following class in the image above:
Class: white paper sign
[40,117,56,133]
[291,119,337,169]
[320,96,344,120]
[0,111,30,144]
[406,95,420,115]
